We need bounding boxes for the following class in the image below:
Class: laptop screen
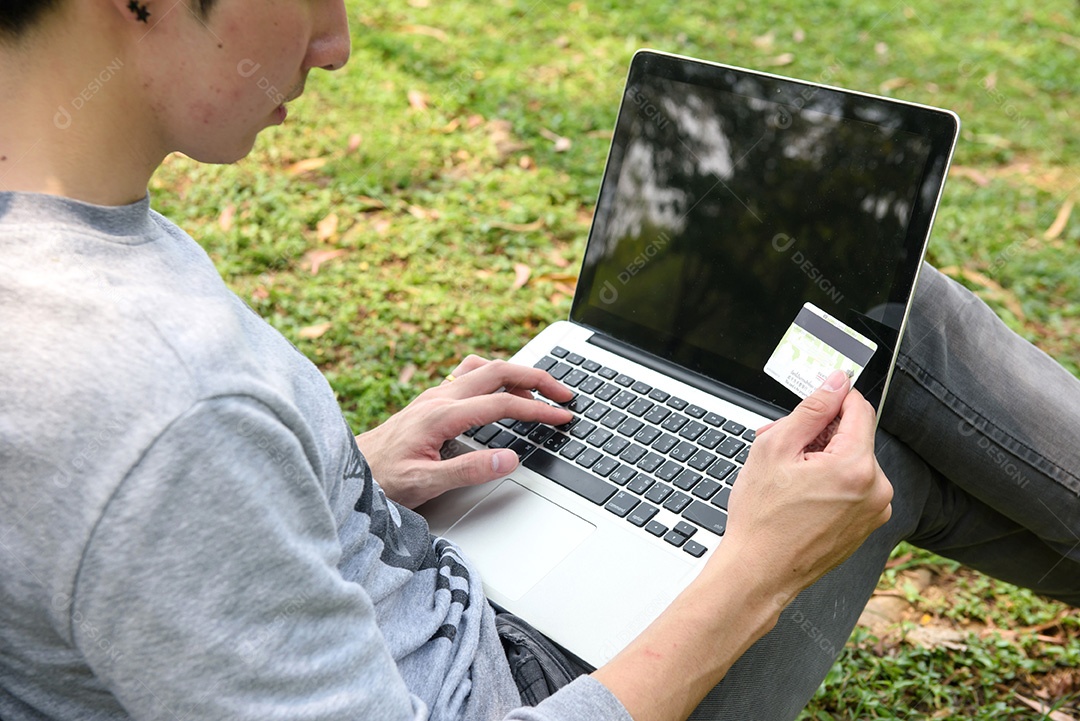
[572,51,958,413]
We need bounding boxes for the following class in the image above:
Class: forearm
[591,540,787,721]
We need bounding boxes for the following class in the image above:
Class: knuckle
[797,394,832,417]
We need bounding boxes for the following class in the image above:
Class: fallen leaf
[298,322,332,339]
[766,53,795,67]
[347,133,363,153]
[287,157,328,176]
[949,166,990,187]
[398,362,418,385]
[752,32,775,50]
[442,118,461,133]
[251,285,269,301]
[1043,199,1074,241]
[519,155,535,170]
[400,24,448,42]
[512,263,532,290]
[489,218,545,232]
[1056,32,1080,51]
[355,195,386,211]
[407,89,429,111]
[539,127,571,152]
[218,204,236,232]
[547,249,570,268]
[407,205,440,221]
[303,248,346,275]
[1014,694,1077,721]
[879,77,912,93]
[316,213,339,243]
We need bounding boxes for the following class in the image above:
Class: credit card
[764,302,878,399]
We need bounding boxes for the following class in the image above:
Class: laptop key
[644,482,673,504]
[717,437,746,458]
[512,420,538,435]
[562,369,588,387]
[584,403,610,421]
[645,520,668,537]
[685,405,707,419]
[666,397,689,411]
[627,503,659,527]
[601,410,628,429]
[498,418,517,428]
[489,430,517,449]
[598,367,618,380]
[524,449,618,505]
[682,501,727,536]
[661,414,688,433]
[670,441,697,462]
[548,362,572,380]
[634,426,661,445]
[663,529,689,547]
[655,460,682,482]
[651,433,678,454]
[673,521,698,538]
[473,423,501,444]
[683,540,708,558]
[626,398,653,417]
[559,440,586,460]
[688,450,717,472]
[603,436,630,455]
[673,469,702,491]
[565,352,585,365]
[692,479,721,500]
[620,444,647,464]
[644,406,671,424]
[550,346,569,358]
[679,421,707,441]
[627,475,655,495]
[703,412,727,427]
[722,420,747,436]
[705,459,735,480]
[509,439,536,459]
[543,432,570,452]
[595,383,620,401]
[605,491,639,518]
[728,468,740,485]
[742,428,757,442]
[608,464,637,486]
[534,356,557,371]
[663,491,692,513]
[614,373,635,387]
[710,486,732,509]
[735,447,750,464]
[618,418,644,436]
[592,456,619,477]
[569,421,596,440]
[586,428,614,447]
[648,388,670,403]
[610,391,636,410]
[578,376,603,394]
[637,452,665,473]
[698,429,724,449]
[575,449,602,468]
[631,381,653,395]
[568,396,594,413]
[582,359,602,372]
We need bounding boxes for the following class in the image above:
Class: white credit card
[764,302,878,399]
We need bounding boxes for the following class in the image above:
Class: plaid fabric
[495,611,593,706]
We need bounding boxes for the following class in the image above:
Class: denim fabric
[687,264,1080,720]
[496,612,592,706]
[498,264,1080,719]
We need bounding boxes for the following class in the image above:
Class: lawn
[150,0,1079,717]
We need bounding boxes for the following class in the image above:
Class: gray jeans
[506,264,1080,718]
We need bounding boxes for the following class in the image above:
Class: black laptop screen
[571,51,957,413]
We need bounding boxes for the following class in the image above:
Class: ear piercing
[127,0,151,23]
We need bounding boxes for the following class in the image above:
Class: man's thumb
[773,369,850,448]
[447,448,520,488]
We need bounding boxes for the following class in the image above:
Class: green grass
[150,0,1080,716]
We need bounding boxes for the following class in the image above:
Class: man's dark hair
[0,0,217,39]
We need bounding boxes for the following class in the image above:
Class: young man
[0,2,1076,721]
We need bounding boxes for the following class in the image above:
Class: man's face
[135,0,350,163]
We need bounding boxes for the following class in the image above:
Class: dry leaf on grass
[407,89,429,111]
[1014,693,1077,721]
[949,166,990,187]
[400,24,448,42]
[766,53,795,66]
[303,249,346,275]
[298,322,332,339]
[539,127,572,152]
[347,134,363,153]
[489,218,545,232]
[512,263,532,290]
[398,362,418,385]
[1044,199,1074,241]
[218,204,236,232]
[287,157,328,176]
[316,213,339,243]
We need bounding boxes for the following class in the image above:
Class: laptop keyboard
[464,345,757,559]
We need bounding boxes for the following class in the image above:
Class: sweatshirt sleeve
[70,395,429,721]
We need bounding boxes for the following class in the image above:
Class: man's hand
[722,368,894,605]
[593,370,893,721]
[355,355,573,508]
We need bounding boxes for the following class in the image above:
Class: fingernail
[822,369,849,391]
[492,449,518,473]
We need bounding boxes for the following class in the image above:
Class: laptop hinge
[586,332,787,421]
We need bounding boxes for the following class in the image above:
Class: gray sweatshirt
[0,192,629,721]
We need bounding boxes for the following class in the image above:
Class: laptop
[419,49,959,668]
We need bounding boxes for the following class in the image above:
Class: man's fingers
[442,360,573,404]
[442,449,520,490]
[435,392,572,437]
[762,370,850,452]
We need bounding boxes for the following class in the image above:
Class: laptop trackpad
[442,480,595,601]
